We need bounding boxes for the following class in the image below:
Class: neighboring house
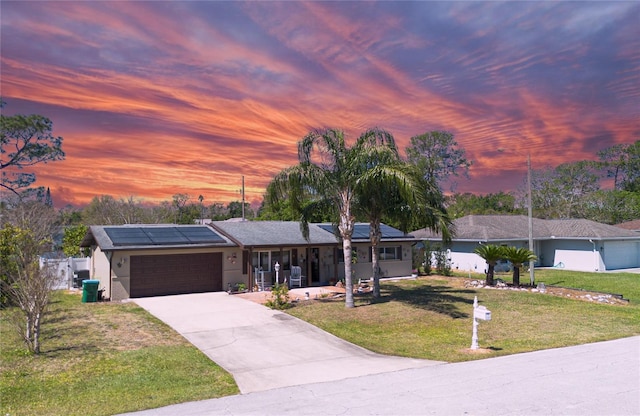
[80,221,415,301]
[615,219,640,233]
[411,215,640,273]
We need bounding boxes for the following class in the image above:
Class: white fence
[39,257,91,290]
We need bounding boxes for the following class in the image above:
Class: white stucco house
[411,215,640,273]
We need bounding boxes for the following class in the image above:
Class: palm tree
[502,246,537,287]
[268,128,413,308]
[353,129,452,298]
[474,244,503,286]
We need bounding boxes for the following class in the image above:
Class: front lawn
[0,292,239,416]
[287,270,640,362]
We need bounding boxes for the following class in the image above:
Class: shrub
[265,284,291,310]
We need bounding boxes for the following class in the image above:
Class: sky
[1,1,638,209]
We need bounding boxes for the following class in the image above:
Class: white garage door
[603,241,640,270]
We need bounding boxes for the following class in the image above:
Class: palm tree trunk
[513,265,521,287]
[370,223,381,298]
[339,198,355,308]
[342,239,354,308]
[486,264,495,286]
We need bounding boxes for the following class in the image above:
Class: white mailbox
[474,305,492,321]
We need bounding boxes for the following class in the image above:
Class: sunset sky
[1,1,638,209]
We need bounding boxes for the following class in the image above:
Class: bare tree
[0,200,61,354]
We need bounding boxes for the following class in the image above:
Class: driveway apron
[134,292,442,394]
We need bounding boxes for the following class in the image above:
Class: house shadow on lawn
[360,283,477,319]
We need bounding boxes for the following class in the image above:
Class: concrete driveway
[123,336,640,415]
[134,292,442,394]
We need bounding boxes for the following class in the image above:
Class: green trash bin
[82,280,100,303]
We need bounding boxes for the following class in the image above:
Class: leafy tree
[257,185,333,222]
[172,193,191,224]
[82,195,123,225]
[501,246,536,287]
[57,205,83,226]
[227,201,255,220]
[62,224,89,257]
[598,140,640,192]
[474,244,503,286]
[446,192,521,218]
[209,202,229,220]
[0,107,65,195]
[405,131,471,192]
[268,128,416,308]
[353,129,451,298]
[579,190,640,225]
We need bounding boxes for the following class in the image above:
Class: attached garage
[130,252,223,298]
[80,225,236,301]
[603,240,640,270]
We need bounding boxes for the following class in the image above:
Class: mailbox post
[471,296,491,350]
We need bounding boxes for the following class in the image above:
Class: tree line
[1,103,638,351]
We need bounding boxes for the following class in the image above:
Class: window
[251,250,291,272]
[252,251,270,271]
[336,247,359,263]
[379,246,402,261]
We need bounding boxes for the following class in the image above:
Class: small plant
[265,283,291,310]
[236,283,247,292]
[418,241,432,275]
[433,249,452,276]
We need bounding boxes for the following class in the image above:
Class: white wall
[339,242,413,280]
[39,256,92,290]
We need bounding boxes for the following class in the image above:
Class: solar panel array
[104,226,226,247]
[317,224,407,239]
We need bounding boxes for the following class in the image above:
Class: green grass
[3,270,638,415]
[535,269,640,302]
[1,292,239,416]
[288,271,640,362]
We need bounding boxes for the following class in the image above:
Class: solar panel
[317,223,407,240]
[144,227,190,245]
[352,224,370,239]
[379,224,407,239]
[104,226,225,246]
[181,227,226,243]
[317,224,337,235]
[105,228,153,246]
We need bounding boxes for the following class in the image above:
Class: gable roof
[411,215,640,242]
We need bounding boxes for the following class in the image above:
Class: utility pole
[527,153,535,286]
[241,175,245,221]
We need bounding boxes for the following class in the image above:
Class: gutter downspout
[105,251,113,300]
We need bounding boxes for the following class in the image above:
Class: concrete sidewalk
[122,336,640,415]
[133,292,442,394]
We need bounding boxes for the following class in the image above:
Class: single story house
[411,215,640,273]
[80,221,415,301]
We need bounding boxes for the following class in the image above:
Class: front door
[310,247,320,285]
